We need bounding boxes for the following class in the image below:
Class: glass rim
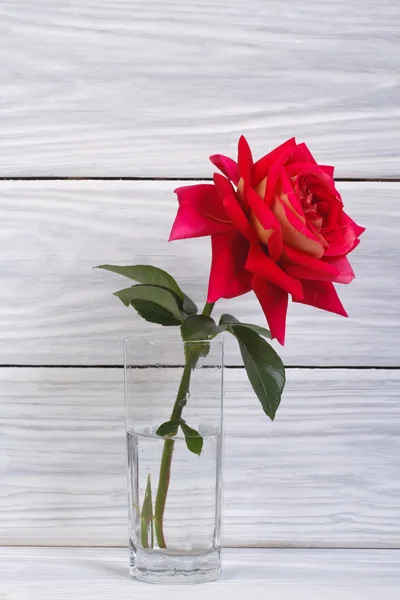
[123,336,224,346]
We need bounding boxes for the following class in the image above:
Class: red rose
[169,136,364,344]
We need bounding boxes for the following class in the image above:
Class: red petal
[209,154,239,185]
[246,187,281,230]
[268,229,283,263]
[324,211,363,257]
[246,187,283,259]
[323,255,355,284]
[214,173,257,242]
[282,245,340,281]
[207,233,252,303]
[348,216,366,238]
[213,172,235,197]
[345,238,360,255]
[265,156,286,205]
[288,142,317,165]
[286,163,338,211]
[169,184,233,241]
[251,138,297,187]
[238,135,253,190]
[252,275,289,345]
[280,167,304,217]
[245,244,303,300]
[271,195,325,259]
[294,280,348,317]
[320,165,335,177]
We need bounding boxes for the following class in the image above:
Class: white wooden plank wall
[0,0,399,562]
[1,368,400,547]
[1,181,399,366]
[0,0,399,177]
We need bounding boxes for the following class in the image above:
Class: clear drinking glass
[124,337,224,584]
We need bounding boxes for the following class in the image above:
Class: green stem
[202,301,215,317]
[153,301,215,549]
[153,439,174,548]
[154,359,191,548]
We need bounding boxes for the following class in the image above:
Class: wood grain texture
[1,180,399,366]
[2,547,400,600]
[1,367,399,547]
[0,1,399,177]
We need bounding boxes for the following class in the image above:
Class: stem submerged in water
[153,438,175,548]
[153,301,215,549]
[154,360,192,548]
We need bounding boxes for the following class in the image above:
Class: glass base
[130,545,221,584]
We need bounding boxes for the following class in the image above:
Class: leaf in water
[229,325,285,421]
[140,473,154,549]
[180,420,204,456]
[155,419,180,437]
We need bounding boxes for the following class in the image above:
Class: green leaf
[180,420,204,456]
[182,294,198,316]
[97,264,183,298]
[114,284,183,326]
[181,315,222,341]
[113,287,138,307]
[96,264,198,315]
[229,325,285,421]
[220,314,271,339]
[156,418,203,454]
[155,419,180,437]
[140,473,154,548]
[185,341,211,369]
[181,315,224,367]
[131,300,182,326]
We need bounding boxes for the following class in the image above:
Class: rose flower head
[169,136,365,344]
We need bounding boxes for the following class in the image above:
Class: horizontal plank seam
[2,544,400,550]
[0,364,399,370]
[0,177,400,183]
